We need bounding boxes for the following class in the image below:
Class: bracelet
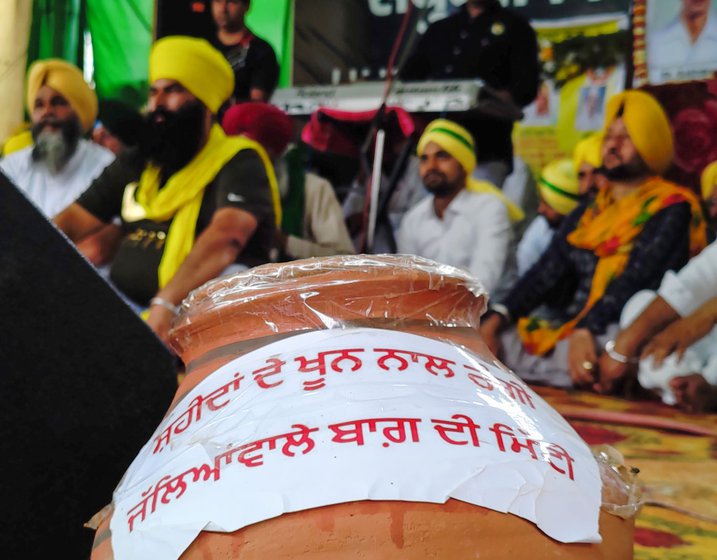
[604,339,639,364]
[150,296,178,316]
[488,303,511,324]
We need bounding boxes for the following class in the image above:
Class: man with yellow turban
[0,59,115,217]
[516,158,582,276]
[701,160,717,234]
[397,118,524,295]
[481,90,707,390]
[573,132,606,197]
[54,36,280,342]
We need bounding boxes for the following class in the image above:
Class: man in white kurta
[397,119,523,295]
[599,241,717,411]
[1,140,114,217]
[0,59,114,217]
[647,0,717,83]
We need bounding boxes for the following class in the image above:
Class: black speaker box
[0,174,178,557]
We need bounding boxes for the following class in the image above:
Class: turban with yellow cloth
[149,36,234,114]
[572,133,603,171]
[516,93,706,356]
[701,160,717,201]
[26,59,97,133]
[603,90,674,176]
[538,158,581,216]
[416,119,524,222]
[127,36,280,295]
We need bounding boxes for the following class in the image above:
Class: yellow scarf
[121,124,281,288]
[467,178,525,223]
[517,177,707,356]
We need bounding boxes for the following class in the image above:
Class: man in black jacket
[401,0,540,187]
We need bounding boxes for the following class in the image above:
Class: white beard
[34,129,73,174]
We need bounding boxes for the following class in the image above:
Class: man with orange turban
[54,36,280,342]
[0,59,115,217]
[481,90,707,390]
[222,102,355,260]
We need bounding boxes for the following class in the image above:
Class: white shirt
[0,139,115,217]
[658,241,717,317]
[397,188,512,295]
[284,172,356,259]
[516,215,554,277]
[648,10,717,83]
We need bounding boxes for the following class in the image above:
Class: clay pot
[92,256,635,559]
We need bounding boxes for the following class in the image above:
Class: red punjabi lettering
[543,442,576,481]
[216,424,319,468]
[464,363,495,391]
[251,357,286,389]
[489,423,539,460]
[329,417,421,447]
[374,348,456,377]
[495,378,536,409]
[295,348,364,390]
[152,372,244,454]
[431,414,481,446]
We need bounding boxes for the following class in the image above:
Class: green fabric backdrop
[27,0,83,67]
[246,0,293,87]
[86,0,153,108]
[26,0,294,109]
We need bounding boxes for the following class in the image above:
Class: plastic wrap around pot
[95,255,638,560]
[170,254,488,364]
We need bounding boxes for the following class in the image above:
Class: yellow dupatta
[121,124,281,288]
[517,177,707,356]
[467,178,525,223]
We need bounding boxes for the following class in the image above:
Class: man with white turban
[0,59,115,217]
[481,90,708,389]
[55,36,281,342]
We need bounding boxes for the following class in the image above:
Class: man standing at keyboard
[401,0,539,188]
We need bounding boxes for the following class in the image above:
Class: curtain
[0,0,34,142]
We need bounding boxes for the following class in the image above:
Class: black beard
[602,164,645,181]
[422,171,463,198]
[30,117,81,169]
[138,101,206,182]
[601,157,650,182]
[545,216,563,230]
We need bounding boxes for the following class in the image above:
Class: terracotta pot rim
[169,255,487,352]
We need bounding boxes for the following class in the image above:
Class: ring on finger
[582,360,594,371]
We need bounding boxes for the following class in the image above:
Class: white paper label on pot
[110,328,601,560]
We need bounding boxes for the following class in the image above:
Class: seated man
[397,119,523,295]
[222,102,355,260]
[92,99,145,156]
[480,90,707,389]
[702,160,717,235]
[0,59,115,217]
[516,158,581,276]
[597,241,717,413]
[54,36,281,342]
[573,132,606,198]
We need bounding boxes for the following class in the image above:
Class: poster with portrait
[634,0,717,86]
[515,13,629,177]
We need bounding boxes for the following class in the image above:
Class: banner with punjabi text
[110,328,601,560]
